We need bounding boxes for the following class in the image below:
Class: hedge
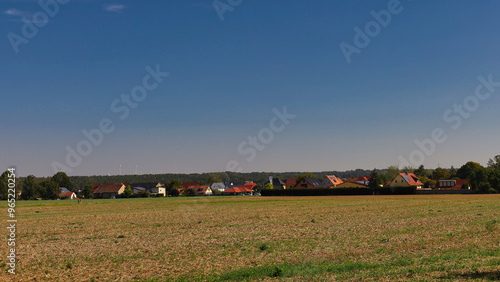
[261,188,372,196]
[261,186,417,196]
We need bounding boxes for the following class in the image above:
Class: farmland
[1,195,500,281]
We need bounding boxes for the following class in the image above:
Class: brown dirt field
[1,195,499,281]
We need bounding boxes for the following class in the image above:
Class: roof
[92,183,125,194]
[268,178,285,186]
[223,185,253,194]
[59,191,76,197]
[181,182,199,189]
[60,187,71,194]
[324,175,343,186]
[304,178,324,188]
[285,178,298,187]
[399,173,422,186]
[211,182,226,189]
[345,176,372,182]
[129,183,163,189]
[435,179,471,189]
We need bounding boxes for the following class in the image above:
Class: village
[60,172,474,199]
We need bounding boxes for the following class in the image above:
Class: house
[266,178,286,189]
[211,182,226,193]
[59,188,78,199]
[388,173,423,189]
[336,181,368,188]
[435,179,471,190]
[240,182,257,192]
[285,178,298,189]
[295,178,325,189]
[187,185,213,196]
[322,175,344,188]
[92,183,127,199]
[222,185,253,195]
[345,177,372,185]
[129,183,166,196]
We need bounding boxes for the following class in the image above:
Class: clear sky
[1,0,499,177]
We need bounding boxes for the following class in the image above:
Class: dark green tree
[51,172,72,190]
[414,165,427,177]
[457,161,488,190]
[385,165,400,182]
[432,167,449,180]
[0,171,10,200]
[39,180,60,200]
[81,184,93,199]
[21,175,38,200]
[368,169,383,192]
[207,174,223,184]
[123,185,133,198]
[487,155,500,171]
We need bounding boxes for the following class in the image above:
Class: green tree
[81,184,93,199]
[457,161,488,190]
[123,185,133,198]
[385,165,400,182]
[0,171,10,200]
[461,182,470,190]
[208,174,223,184]
[368,169,383,192]
[414,165,427,178]
[478,182,493,193]
[165,180,182,196]
[401,166,414,173]
[51,172,72,190]
[487,169,500,193]
[487,155,500,170]
[253,184,262,193]
[432,167,449,180]
[265,183,274,190]
[39,180,60,200]
[21,175,38,200]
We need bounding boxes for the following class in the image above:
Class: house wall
[295,179,315,189]
[336,182,366,188]
[389,175,410,187]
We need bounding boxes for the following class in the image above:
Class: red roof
[285,178,298,187]
[399,173,422,186]
[181,182,199,190]
[223,185,253,194]
[92,183,126,194]
[59,192,76,197]
[435,179,471,189]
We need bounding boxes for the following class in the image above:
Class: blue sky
[1,0,500,177]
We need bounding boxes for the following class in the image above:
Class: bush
[375,186,417,195]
